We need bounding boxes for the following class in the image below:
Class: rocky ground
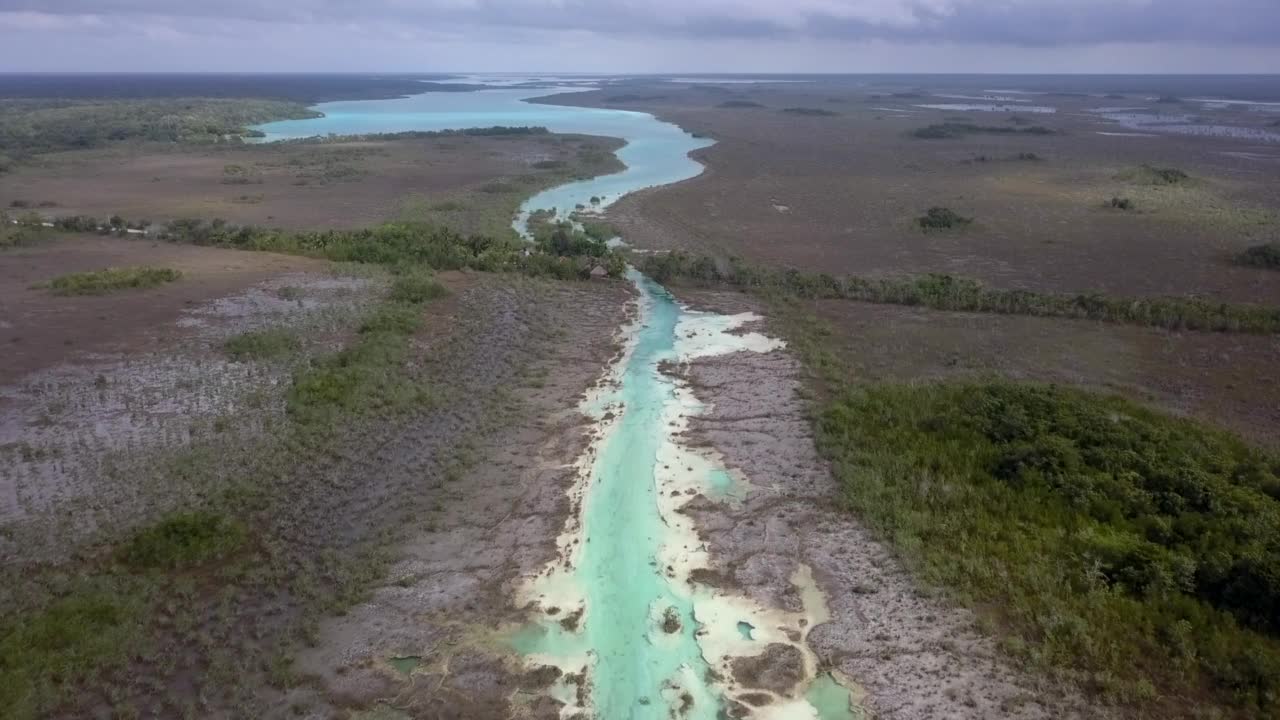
[668,289,1107,720]
[0,236,635,718]
[266,278,633,720]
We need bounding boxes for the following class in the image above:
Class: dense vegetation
[912,122,1056,139]
[0,583,146,720]
[42,266,182,295]
[816,381,1280,712]
[718,100,765,108]
[223,329,303,361]
[917,207,973,230]
[34,212,627,281]
[0,98,319,157]
[639,252,1280,334]
[287,269,443,425]
[1237,243,1280,270]
[159,217,624,280]
[117,512,248,570]
[1119,165,1192,186]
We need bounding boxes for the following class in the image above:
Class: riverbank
[664,289,1106,719]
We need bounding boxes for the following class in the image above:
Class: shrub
[287,304,429,423]
[917,207,973,231]
[718,100,764,109]
[389,271,449,303]
[580,220,618,242]
[52,215,103,232]
[117,512,247,569]
[1119,165,1191,186]
[286,267,448,424]
[223,328,301,361]
[1109,197,1135,210]
[43,266,182,295]
[912,123,1057,139]
[1237,243,1280,270]
[0,587,142,719]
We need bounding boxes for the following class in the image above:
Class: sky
[1,0,1278,73]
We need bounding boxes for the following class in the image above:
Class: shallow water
[518,275,855,718]
[516,274,722,718]
[1091,109,1280,143]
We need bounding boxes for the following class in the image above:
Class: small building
[589,265,609,280]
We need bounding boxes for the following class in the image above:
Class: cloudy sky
[1,0,1278,73]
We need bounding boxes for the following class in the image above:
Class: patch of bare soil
[260,279,632,720]
[0,133,622,235]
[0,234,328,385]
[665,290,1106,719]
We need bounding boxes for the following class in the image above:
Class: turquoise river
[255,79,859,719]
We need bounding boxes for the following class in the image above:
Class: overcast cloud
[1,0,1277,72]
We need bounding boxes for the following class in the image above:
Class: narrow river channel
[255,79,859,719]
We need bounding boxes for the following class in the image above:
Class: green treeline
[639,252,1280,334]
[272,126,550,145]
[912,122,1057,139]
[0,98,319,158]
[42,215,626,281]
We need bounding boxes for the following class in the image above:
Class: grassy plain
[1,133,622,237]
